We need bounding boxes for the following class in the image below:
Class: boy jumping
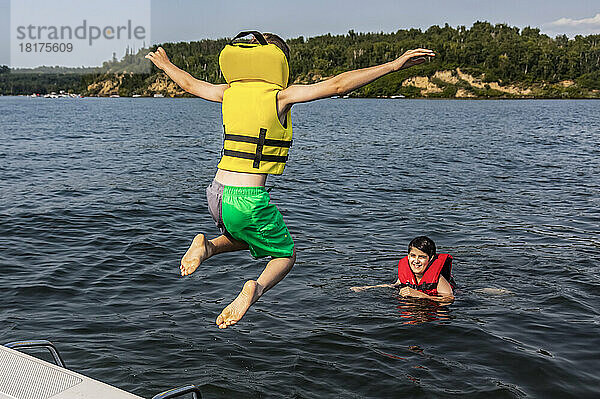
[146,31,435,328]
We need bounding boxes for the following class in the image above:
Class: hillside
[2,22,599,98]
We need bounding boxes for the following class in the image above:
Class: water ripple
[1,97,599,398]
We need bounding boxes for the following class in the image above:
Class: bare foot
[180,234,212,276]
[216,280,263,329]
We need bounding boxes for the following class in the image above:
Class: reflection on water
[395,298,453,325]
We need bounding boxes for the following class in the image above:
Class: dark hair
[250,32,290,62]
[408,236,436,258]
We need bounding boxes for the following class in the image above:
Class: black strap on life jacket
[229,31,268,45]
[224,134,292,148]
[223,149,289,166]
[400,282,438,292]
[223,125,291,168]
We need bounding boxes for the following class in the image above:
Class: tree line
[1,21,599,97]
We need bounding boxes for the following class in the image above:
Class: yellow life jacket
[217,31,292,175]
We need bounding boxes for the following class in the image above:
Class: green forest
[2,21,600,98]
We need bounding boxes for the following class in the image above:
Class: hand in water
[399,286,422,297]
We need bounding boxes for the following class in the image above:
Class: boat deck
[0,345,142,399]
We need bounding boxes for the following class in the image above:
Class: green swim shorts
[206,180,294,259]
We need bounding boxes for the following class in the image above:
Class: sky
[1,0,599,68]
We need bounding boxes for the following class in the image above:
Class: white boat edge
[0,345,143,399]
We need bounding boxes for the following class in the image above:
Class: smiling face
[408,247,431,276]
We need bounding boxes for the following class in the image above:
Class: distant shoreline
[4,94,599,100]
[3,22,600,99]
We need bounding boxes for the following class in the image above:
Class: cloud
[542,13,600,36]
[548,13,600,28]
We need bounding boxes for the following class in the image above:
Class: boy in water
[351,236,455,302]
[146,32,435,328]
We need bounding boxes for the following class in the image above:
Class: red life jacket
[398,253,454,296]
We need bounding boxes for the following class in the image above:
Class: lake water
[1,96,599,398]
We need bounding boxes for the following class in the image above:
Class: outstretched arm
[278,48,435,113]
[351,279,401,292]
[145,47,228,103]
[399,276,454,303]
